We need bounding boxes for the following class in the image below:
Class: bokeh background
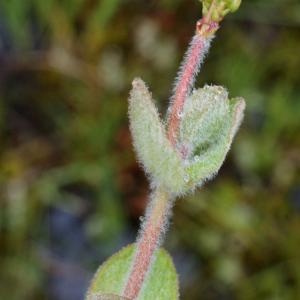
[0,0,300,299]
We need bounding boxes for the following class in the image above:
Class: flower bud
[201,0,242,22]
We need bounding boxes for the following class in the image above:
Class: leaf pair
[129,78,245,195]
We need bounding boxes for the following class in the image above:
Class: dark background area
[0,0,300,299]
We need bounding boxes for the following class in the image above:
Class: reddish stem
[167,19,218,146]
[123,189,171,299]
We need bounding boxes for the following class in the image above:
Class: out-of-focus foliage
[0,1,299,300]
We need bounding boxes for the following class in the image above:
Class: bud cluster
[201,0,242,22]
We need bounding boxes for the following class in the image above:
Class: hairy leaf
[128,78,186,194]
[179,85,230,156]
[185,96,245,188]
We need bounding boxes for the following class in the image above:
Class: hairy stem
[167,20,218,147]
[123,188,172,299]
[123,6,221,299]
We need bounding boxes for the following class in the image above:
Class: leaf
[185,97,245,188]
[128,78,186,194]
[86,244,179,300]
[179,85,230,153]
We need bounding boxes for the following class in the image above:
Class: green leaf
[86,244,179,300]
[185,96,245,188]
[128,78,186,194]
[179,85,230,152]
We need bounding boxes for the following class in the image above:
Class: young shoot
[86,1,245,299]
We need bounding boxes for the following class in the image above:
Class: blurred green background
[0,0,299,299]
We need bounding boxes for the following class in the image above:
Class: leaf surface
[86,244,179,300]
